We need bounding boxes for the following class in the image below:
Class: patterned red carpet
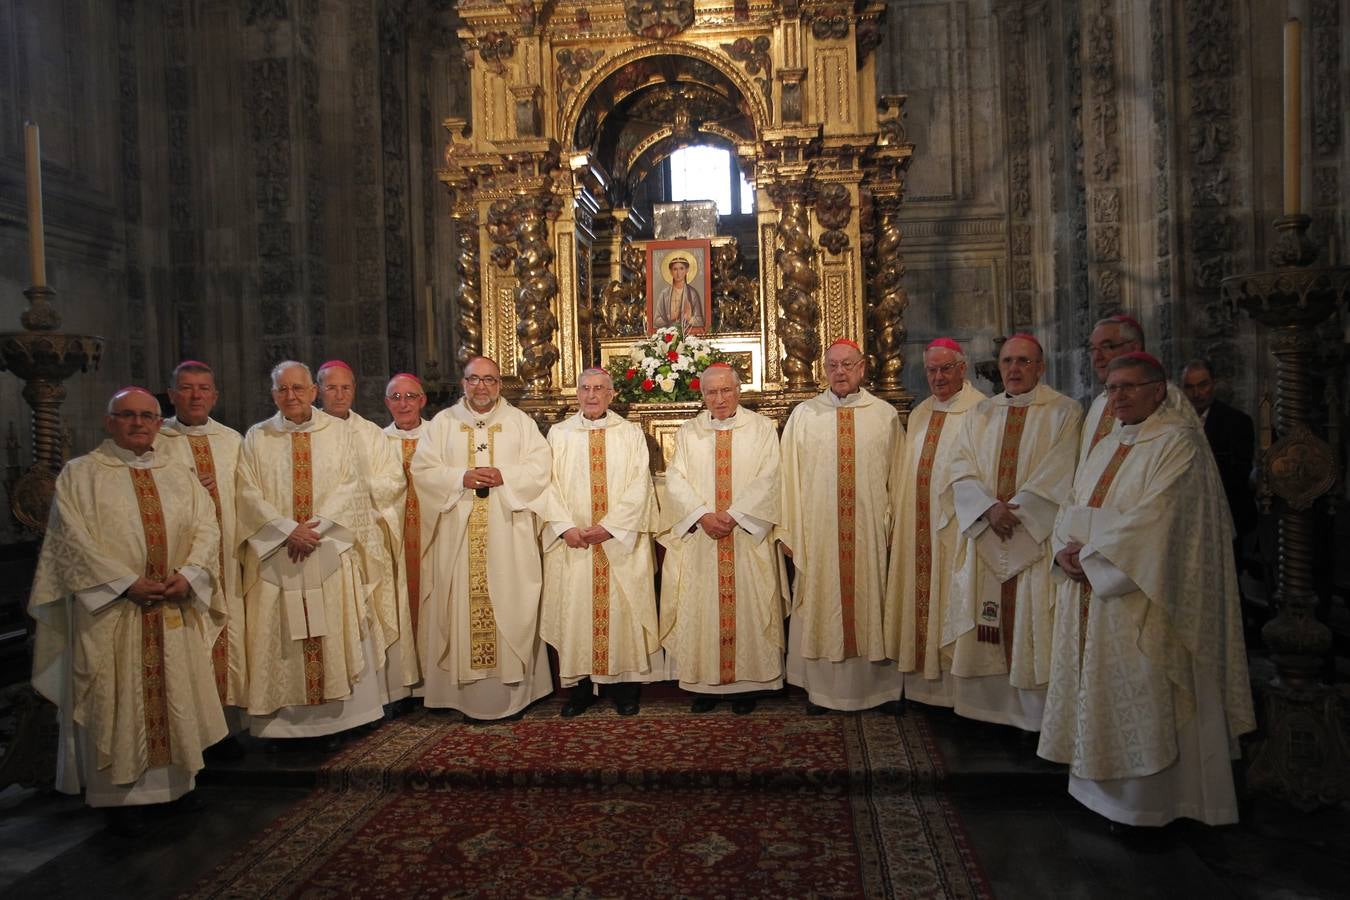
[189,696,990,899]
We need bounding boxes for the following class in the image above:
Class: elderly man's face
[1181,366,1216,415]
[105,390,163,455]
[577,373,615,419]
[700,368,740,420]
[318,366,356,419]
[383,376,426,430]
[1106,365,1167,426]
[168,370,218,426]
[462,358,502,413]
[824,344,865,398]
[1088,323,1140,383]
[998,337,1045,396]
[924,347,966,402]
[272,366,317,423]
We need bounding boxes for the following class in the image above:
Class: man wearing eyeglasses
[29,387,226,833]
[944,334,1082,732]
[236,361,386,745]
[1040,352,1255,829]
[158,360,248,752]
[886,338,987,709]
[779,338,905,713]
[382,373,431,702]
[411,356,554,721]
[1079,315,1197,466]
[316,360,419,707]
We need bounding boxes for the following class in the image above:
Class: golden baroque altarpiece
[438,0,914,467]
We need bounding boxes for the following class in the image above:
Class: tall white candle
[24,121,47,288]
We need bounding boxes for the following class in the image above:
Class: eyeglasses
[825,358,863,372]
[272,385,312,395]
[1104,380,1162,396]
[464,375,500,387]
[1088,339,1132,353]
[924,362,962,376]
[109,411,162,424]
[386,391,424,402]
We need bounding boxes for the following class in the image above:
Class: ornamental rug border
[186,698,991,900]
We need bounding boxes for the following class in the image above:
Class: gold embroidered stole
[912,409,948,671]
[715,429,737,684]
[129,468,173,767]
[1078,442,1134,664]
[1087,402,1115,456]
[461,422,502,670]
[978,404,1029,669]
[188,434,229,703]
[400,437,421,642]
[588,429,611,675]
[290,432,326,705]
[835,408,859,659]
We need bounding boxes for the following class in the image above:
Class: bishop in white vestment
[944,335,1082,731]
[1039,353,1256,826]
[780,339,905,711]
[29,388,226,821]
[886,339,987,707]
[540,368,663,717]
[159,360,247,718]
[410,357,554,720]
[659,363,784,714]
[236,362,385,739]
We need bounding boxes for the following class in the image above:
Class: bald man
[29,387,225,833]
[943,335,1082,731]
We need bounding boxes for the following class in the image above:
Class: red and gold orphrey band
[1077,442,1135,664]
[188,435,230,704]
[979,405,1029,669]
[129,468,172,768]
[588,429,611,676]
[714,429,736,684]
[1088,404,1114,456]
[911,410,948,672]
[290,432,326,705]
[462,423,501,670]
[400,438,421,642]
[835,408,858,659]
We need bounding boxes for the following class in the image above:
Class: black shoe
[731,698,757,715]
[875,700,904,716]
[806,702,830,715]
[203,734,245,763]
[610,684,640,716]
[561,684,598,718]
[690,696,719,713]
[105,805,150,837]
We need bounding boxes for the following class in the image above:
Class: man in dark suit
[1181,359,1257,545]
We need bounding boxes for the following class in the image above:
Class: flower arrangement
[607,327,727,403]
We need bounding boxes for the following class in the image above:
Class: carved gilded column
[770,180,821,390]
[452,201,482,367]
[862,96,914,396]
[509,193,561,396]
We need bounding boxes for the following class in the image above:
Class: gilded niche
[624,0,695,40]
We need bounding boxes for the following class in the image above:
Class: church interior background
[0,0,1348,893]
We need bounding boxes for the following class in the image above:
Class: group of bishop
[28,315,1255,836]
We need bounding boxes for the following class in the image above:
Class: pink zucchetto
[827,338,861,353]
[926,337,962,354]
[1117,351,1163,370]
[1006,333,1043,354]
[1108,314,1143,333]
[317,360,353,373]
[389,372,423,388]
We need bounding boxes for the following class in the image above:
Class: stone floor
[1,699,1346,899]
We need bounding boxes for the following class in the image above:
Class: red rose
[625,368,636,380]
[663,333,675,343]
[667,350,679,361]
[689,377,700,391]
[641,379,655,391]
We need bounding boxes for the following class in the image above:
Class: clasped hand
[562,525,613,549]
[984,500,1022,540]
[698,510,737,540]
[127,573,192,608]
[1055,541,1088,583]
[286,519,323,563]
[463,467,504,491]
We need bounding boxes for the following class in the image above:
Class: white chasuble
[780,389,906,709]
[886,382,987,707]
[658,408,784,693]
[340,411,419,697]
[943,383,1082,730]
[384,419,428,696]
[1038,408,1255,826]
[29,442,226,802]
[411,399,554,719]
[236,410,383,735]
[540,411,663,684]
[160,416,247,708]
[1078,382,1199,466]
